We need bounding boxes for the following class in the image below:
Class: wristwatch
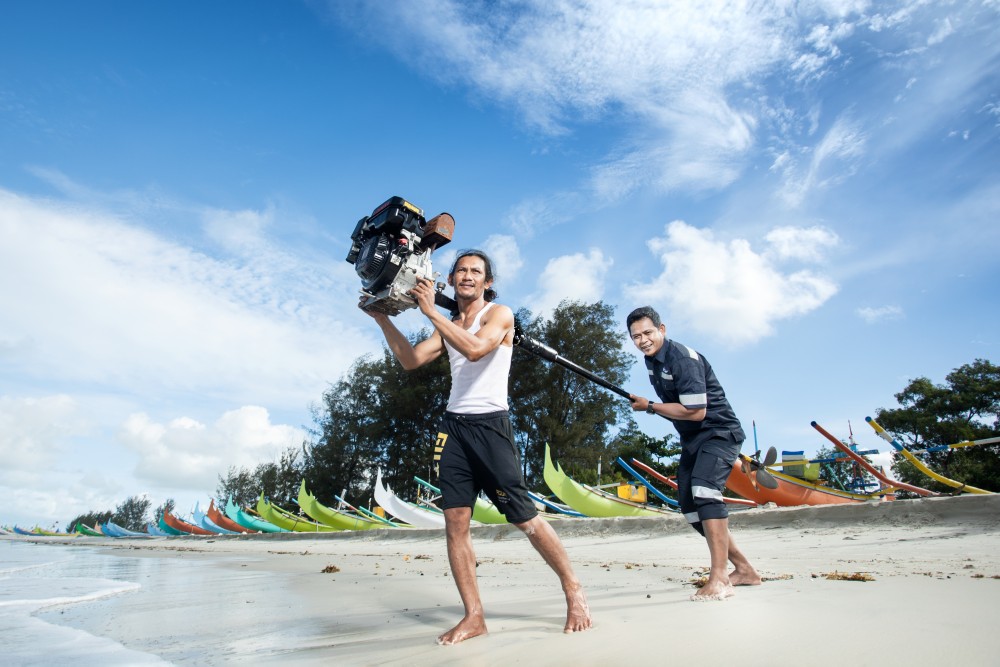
[646,402,656,414]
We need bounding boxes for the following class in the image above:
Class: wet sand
[11,493,1000,665]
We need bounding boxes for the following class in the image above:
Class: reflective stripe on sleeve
[692,485,723,500]
[680,392,707,407]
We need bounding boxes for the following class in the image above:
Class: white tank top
[443,302,513,413]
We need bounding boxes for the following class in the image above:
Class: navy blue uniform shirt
[644,339,745,453]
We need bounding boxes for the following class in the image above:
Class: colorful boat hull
[544,444,671,518]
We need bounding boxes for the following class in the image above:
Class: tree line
[65,299,999,530]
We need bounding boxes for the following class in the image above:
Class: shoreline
[9,494,1000,665]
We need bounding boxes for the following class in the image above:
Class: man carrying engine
[365,249,592,645]
[626,305,761,600]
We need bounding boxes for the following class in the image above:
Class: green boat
[225,498,287,533]
[256,493,339,532]
[544,443,671,518]
[297,481,395,530]
[74,522,103,537]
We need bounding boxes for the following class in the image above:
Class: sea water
[0,539,168,665]
[0,536,337,665]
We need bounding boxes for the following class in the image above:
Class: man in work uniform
[366,249,592,643]
[626,305,761,600]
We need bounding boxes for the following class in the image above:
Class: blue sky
[2,1,998,528]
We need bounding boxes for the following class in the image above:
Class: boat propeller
[742,446,779,490]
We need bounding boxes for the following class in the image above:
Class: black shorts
[436,411,538,524]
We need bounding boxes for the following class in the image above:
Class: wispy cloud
[776,114,868,207]
[857,305,904,324]
[626,221,838,346]
[0,186,374,411]
[331,0,863,200]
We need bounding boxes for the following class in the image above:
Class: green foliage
[875,358,1000,492]
[302,331,449,506]
[217,447,303,509]
[812,445,854,490]
[216,466,259,509]
[112,494,151,532]
[510,300,635,487]
[66,510,112,534]
[603,422,680,484]
[154,498,175,523]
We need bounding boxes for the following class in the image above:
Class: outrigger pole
[512,325,633,400]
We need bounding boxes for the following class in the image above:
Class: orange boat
[207,499,250,533]
[724,454,885,506]
[162,508,215,535]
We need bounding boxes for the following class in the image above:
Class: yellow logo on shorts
[434,433,447,462]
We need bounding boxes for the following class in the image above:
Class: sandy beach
[8,494,1000,666]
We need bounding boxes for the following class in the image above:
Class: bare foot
[730,567,762,586]
[437,615,488,645]
[691,579,734,601]
[563,583,593,633]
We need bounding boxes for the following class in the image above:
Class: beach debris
[322,564,341,573]
[761,573,793,582]
[813,571,874,581]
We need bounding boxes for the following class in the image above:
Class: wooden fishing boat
[413,476,508,524]
[207,499,251,533]
[224,498,287,533]
[34,527,76,537]
[255,494,339,532]
[297,481,385,531]
[74,522,104,537]
[544,444,672,518]
[157,514,186,536]
[191,502,240,534]
[628,458,757,507]
[812,421,936,497]
[146,521,171,536]
[102,520,149,537]
[374,469,446,528]
[866,417,993,494]
[724,453,879,506]
[528,491,585,517]
[162,508,215,535]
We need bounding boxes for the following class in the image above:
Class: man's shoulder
[665,339,700,361]
[483,301,514,320]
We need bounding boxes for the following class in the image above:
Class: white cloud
[857,305,904,323]
[0,394,85,475]
[765,226,840,262]
[626,221,838,346]
[927,17,955,46]
[482,234,524,282]
[529,249,613,315]
[0,187,375,411]
[778,115,868,206]
[503,192,579,238]
[119,406,305,491]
